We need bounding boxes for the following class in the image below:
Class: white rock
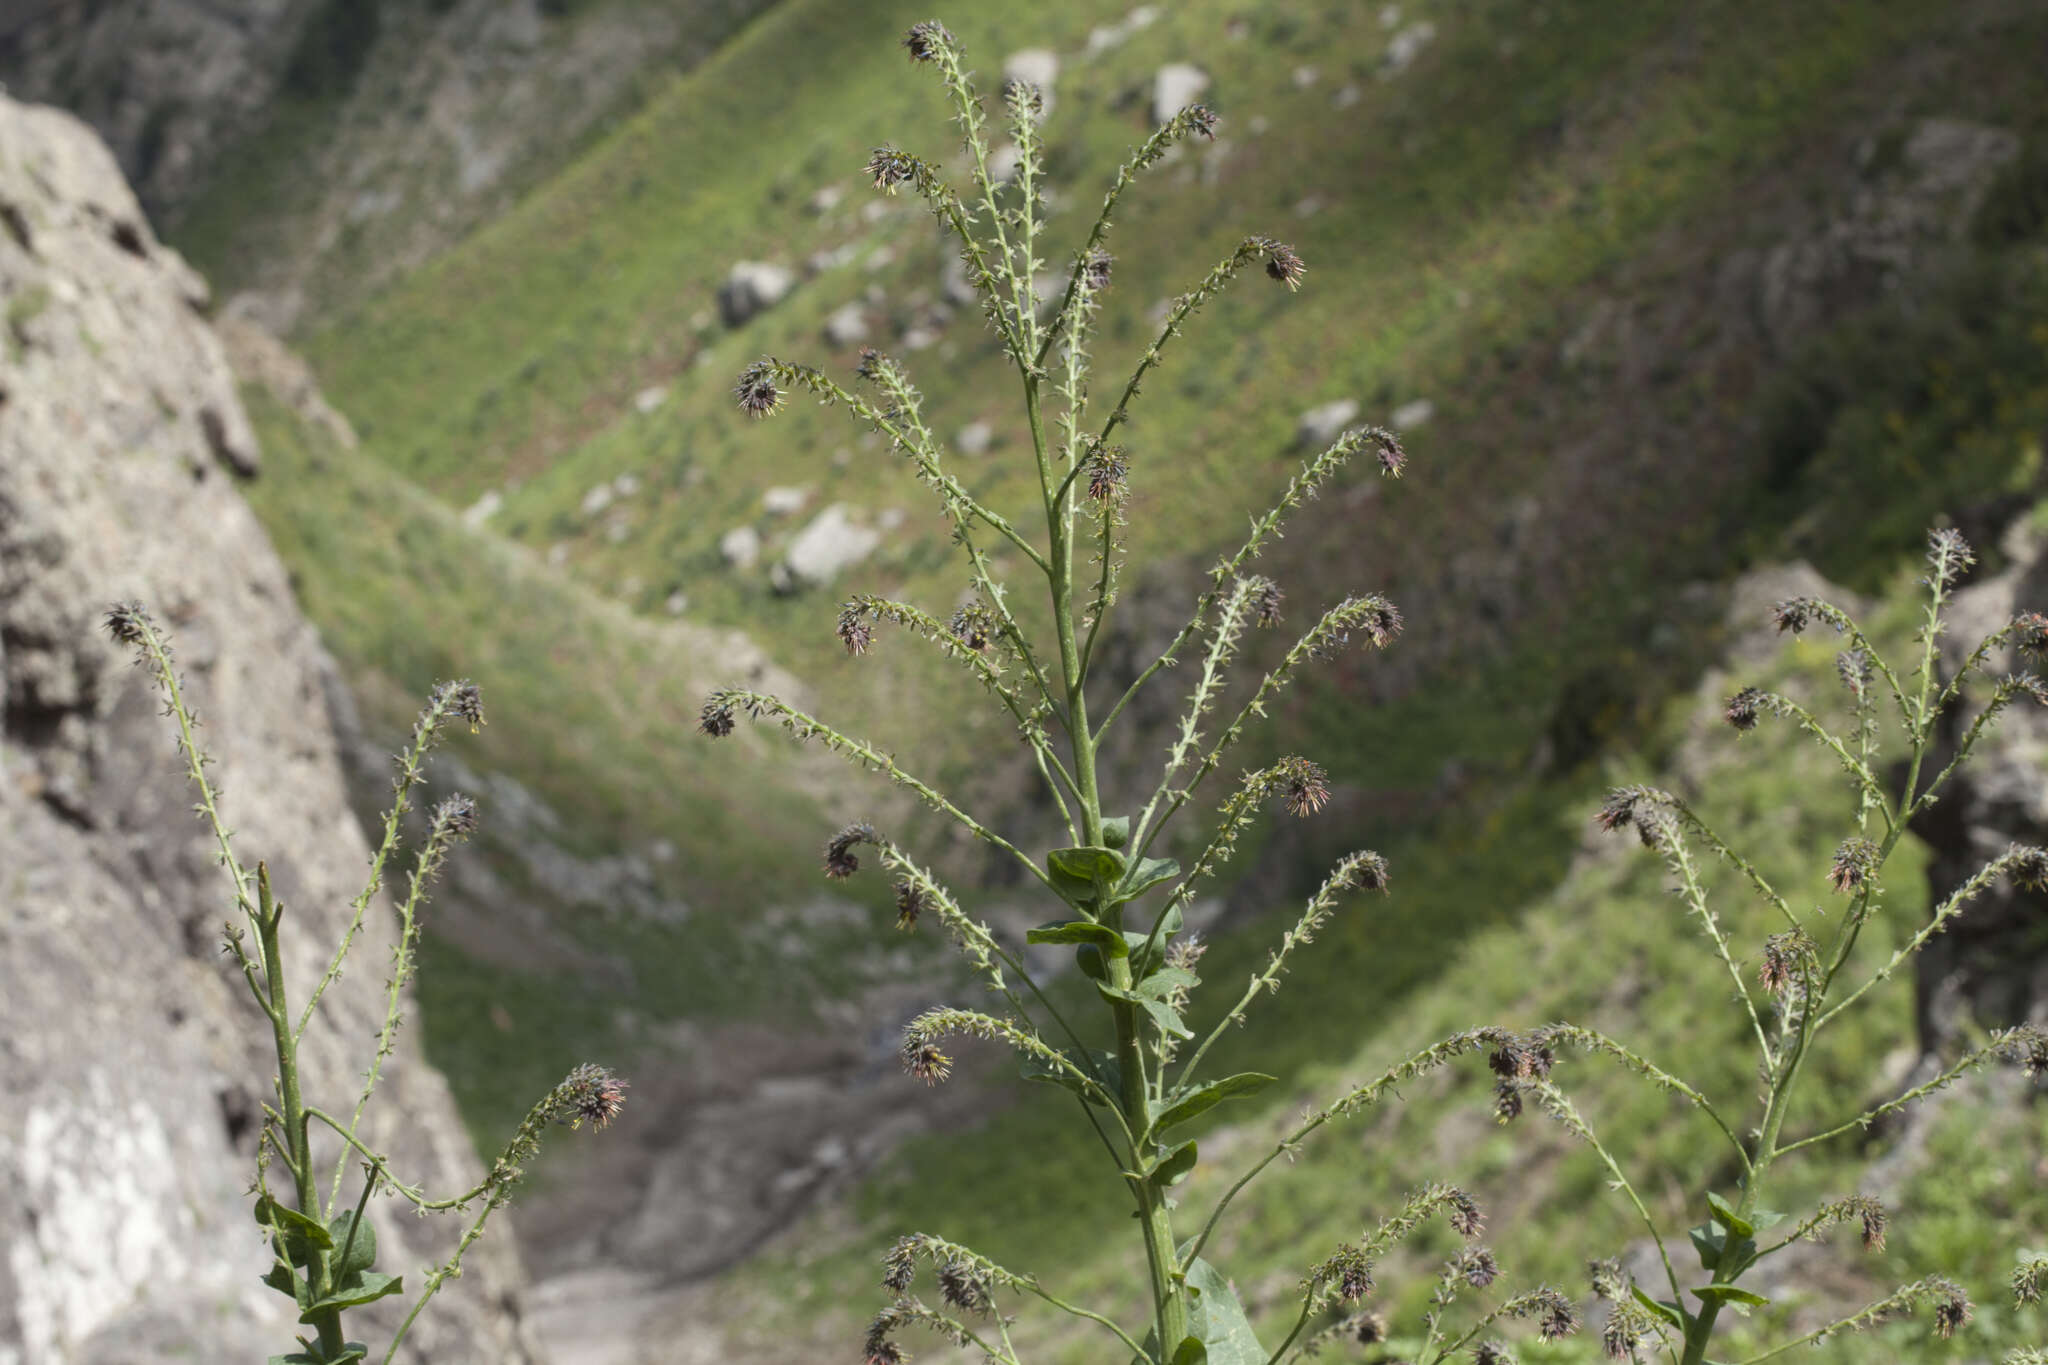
[548,542,570,566]
[462,488,503,528]
[809,183,844,215]
[807,243,858,274]
[1391,398,1435,430]
[1294,194,1325,218]
[864,244,896,272]
[1003,49,1060,117]
[606,518,632,544]
[900,325,940,351]
[613,472,640,497]
[1385,21,1437,73]
[822,301,869,346]
[581,482,615,516]
[957,420,994,456]
[877,507,907,531]
[781,504,882,588]
[664,591,688,616]
[1333,84,1362,110]
[987,143,1023,184]
[1296,398,1361,448]
[1380,3,1402,27]
[1293,65,1320,88]
[1153,63,1211,124]
[719,524,761,569]
[1249,115,1271,136]
[762,485,811,516]
[861,199,891,224]
[717,260,795,326]
[942,254,979,307]
[633,384,668,414]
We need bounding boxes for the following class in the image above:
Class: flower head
[1458,1246,1500,1288]
[1931,1278,1971,1339]
[1274,757,1331,817]
[1256,237,1307,290]
[103,601,152,646]
[1725,686,1766,733]
[698,697,736,737]
[1828,837,1880,894]
[938,1259,991,1315]
[902,20,955,62]
[1083,248,1114,292]
[894,880,928,931]
[555,1063,629,1130]
[903,1039,951,1085]
[1251,577,1285,628]
[825,822,879,878]
[837,601,877,656]
[1086,442,1129,502]
[734,360,783,417]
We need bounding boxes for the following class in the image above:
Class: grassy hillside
[205,0,2048,1356]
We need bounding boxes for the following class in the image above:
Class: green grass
[721,559,2046,1364]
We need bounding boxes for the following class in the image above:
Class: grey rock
[719,524,761,570]
[717,260,795,327]
[1391,398,1435,430]
[0,93,532,1365]
[761,485,811,517]
[779,505,882,588]
[1153,63,1210,124]
[633,384,668,414]
[957,420,995,456]
[1295,398,1361,448]
[822,300,870,347]
[1384,21,1438,73]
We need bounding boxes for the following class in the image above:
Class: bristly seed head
[937,1259,992,1316]
[1758,930,1814,995]
[1533,1289,1579,1341]
[1274,756,1331,817]
[1086,442,1129,501]
[1368,426,1407,477]
[1473,1341,1514,1365]
[555,1063,629,1130]
[950,604,996,652]
[1458,1246,1500,1287]
[1828,837,1880,894]
[2013,1252,2047,1306]
[1179,103,1220,140]
[866,146,923,194]
[1588,1258,1628,1301]
[1724,686,1765,733]
[1493,1080,1524,1123]
[1836,648,1873,697]
[1253,236,1307,290]
[2014,611,2048,656]
[825,822,879,878]
[1446,1188,1484,1238]
[881,1236,918,1292]
[431,793,480,841]
[837,601,877,656]
[903,1039,951,1085]
[734,359,783,417]
[1932,1279,1971,1339]
[103,601,152,646]
[1315,1246,1375,1302]
[1251,577,1285,627]
[1350,1310,1389,1345]
[698,697,737,737]
[894,880,927,931]
[901,20,954,62]
[1345,851,1391,893]
[1771,597,1819,634]
[1083,248,1114,292]
[1927,527,1976,589]
[2008,843,2048,892]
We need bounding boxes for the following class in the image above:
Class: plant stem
[257,865,348,1360]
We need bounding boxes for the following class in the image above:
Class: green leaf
[1137,966,1199,998]
[1151,1074,1277,1139]
[1028,920,1127,956]
[261,1262,309,1309]
[1168,1337,1208,1365]
[256,1197,333,1265]
[268,1345,367,1365]
[1706,1192,1755,1238]
[1749,1209,1788,1232]
[1048,845,1126,888]
[1688,1222,1726,1270]
[299,1270,404,1322]
[1691,1284,1771,1309]
[1182,1257,1267,1365]
[1149,1141,1199,1190]
[326,1211,377,1279]
[1631,1285,1688,1329]
[1115,855,1181,903]
[1101,816,1132,850]
[1099,983,1193,1041]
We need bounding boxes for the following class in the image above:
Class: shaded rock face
[1911,522,2048,1052]
[0,0,328,220]
[0,94,534,1363]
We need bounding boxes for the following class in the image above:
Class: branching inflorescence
[105,603,623,1364]
[1513,528,2048,1364]
[694,20,1574,1365]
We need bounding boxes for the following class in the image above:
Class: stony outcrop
[0,93,535,1363]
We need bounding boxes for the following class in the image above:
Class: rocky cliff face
[0,93,536,1363]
